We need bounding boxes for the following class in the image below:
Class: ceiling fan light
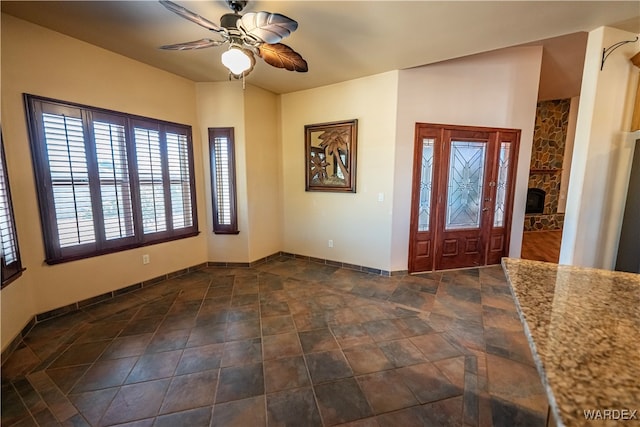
[222,47,252,75]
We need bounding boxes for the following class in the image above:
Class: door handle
[482,207,489,212]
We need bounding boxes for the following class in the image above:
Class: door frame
[408,123,520,273]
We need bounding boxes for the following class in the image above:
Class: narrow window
[1,132,24,287]
[209,128,238,234]
[25,95,198,264]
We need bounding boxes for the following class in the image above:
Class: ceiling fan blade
[159,0,224,33]
[258,43,308,72]
[160,38,225,50]
[238,12,298,44]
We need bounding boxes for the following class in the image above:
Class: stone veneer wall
[525,99,570,231]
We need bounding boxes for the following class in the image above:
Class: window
[1,131,24,286]
[209,128,238,234]
[25,95,198,264]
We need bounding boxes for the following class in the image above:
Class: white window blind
[43,113,96,247]
[26,95,198,264]
[167,132,193,229]
[0,144,18,264]
[214,136,232,226]
[135,127,167,234]
[94,121,134,240]
[209,127,238,234]
[1,133,23,286]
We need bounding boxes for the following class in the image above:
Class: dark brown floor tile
[422,395,464,426]
[410,333,464,361]
[176,343,224,375]
[433,356,466,389]
[68,388,119,426]
[266,387,322,427]
[1,345,40,381]
[484,327,535,366]
[357,370,418,414]
[264,355,310,393]
[262,332,302,361]
[32,406,59,426]
[187,324,226,347]
[334,417,380,427]
[1,383,30,426]
[389,287,435,311]
[260,300,291,317]
[331,324,374,349]
[221,338,262,367]
[75,321,128,343]
[490,397,547,427]
[145,329,189,353]
[225,319,261,341]
[227,305,259,322]
[120,316,163,337]
[293,312,329,331]
[351,305,390,322]
[212,396,266,427]
[49,341,111,369]
[12,377,47,414]
[261,315,296,336]
[327,307,363,325]
[397,362,463,404]
[72,356,137,392]
[485,354,547,415]
[196,309,229,327]
[45,365,90,395]
[216,363,264,403]
[377,339,427,367]
[396,316,435,337]
[158,313,197,332]
[100,334,152,359]
[299,328,340,353]
[376,405,426,426]
[305,350,353,384]
[362,320,406,342]
[315,377,373,426]
[125,350,181,384]
[99,379,170,426]
[231,293,259,307]
[155,406,212,427]
[27,370,78,422]
[159,370,218,414]
[343,344,394,375]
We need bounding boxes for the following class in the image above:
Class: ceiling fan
[159,0,308,79]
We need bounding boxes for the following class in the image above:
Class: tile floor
[1,256,549,426]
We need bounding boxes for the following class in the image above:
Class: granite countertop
[502,258,640,427]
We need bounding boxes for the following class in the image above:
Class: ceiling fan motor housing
[227,1,248,13]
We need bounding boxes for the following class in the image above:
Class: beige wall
[244,85,282,261]
[1,14,208,350]
[561,27,640,269]
[196,82,250,262]
[392,47,544,270]
[280,72,399,270]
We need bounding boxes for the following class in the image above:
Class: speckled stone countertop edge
[501,258,564,427]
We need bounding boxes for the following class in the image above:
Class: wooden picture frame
[305,119,357,192]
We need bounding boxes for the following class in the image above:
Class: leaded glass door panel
[409,124,519,273]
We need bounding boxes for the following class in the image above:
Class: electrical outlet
[142,254,150,264]
[328,240,334,248]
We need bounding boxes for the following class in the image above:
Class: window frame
[1,130,24,287]
[209,127,239,234]
[25,94,199,264]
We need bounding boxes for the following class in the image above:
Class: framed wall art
[305,119,357,192]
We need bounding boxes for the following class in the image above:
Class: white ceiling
[2,1,639,96]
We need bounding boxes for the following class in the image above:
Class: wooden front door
[409,124,519,273]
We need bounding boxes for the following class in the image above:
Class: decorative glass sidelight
[418,138,435,231]
[494,142,511,227]
[445,140,486,230]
